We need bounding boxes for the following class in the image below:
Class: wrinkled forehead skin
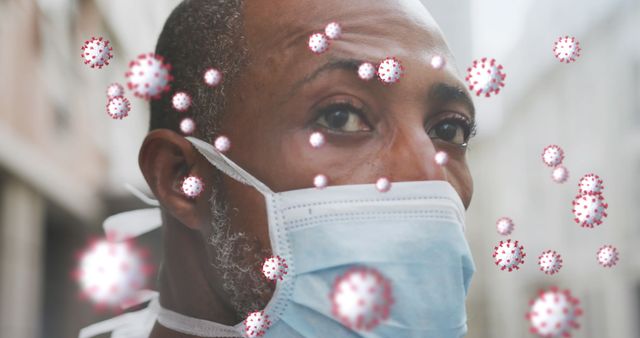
[238,0,460,98]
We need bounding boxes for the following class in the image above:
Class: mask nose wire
[185,136,275,197]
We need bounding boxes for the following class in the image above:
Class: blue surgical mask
[79,136,476,338]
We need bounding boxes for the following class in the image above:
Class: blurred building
[0,0,177,337]
[0,0,638,338]
[464,0,640,337]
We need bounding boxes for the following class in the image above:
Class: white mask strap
[157,302,244,337]
[186,136,274,197]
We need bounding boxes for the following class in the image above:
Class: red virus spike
[526,287,582,337]
[330,266,393,331]
[81,37,113,69]
[492,239,525,272]
[125,53,173,100]
[465,57,506,97]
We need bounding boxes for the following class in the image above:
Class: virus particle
[106,83,124,99]
[577,173,604,195]
[324,22,342,40]
[596,245,619,268]
[106,96,131,120]
[214,135,231,153]
[492,239,526,272]
[430,55,445,70]
[309,131,325,148]
[125,53,173,100]
[377,57,404,84]
[308,33,329,54]
[171,91,192,112]
[465,57,506,97]
[526,286,582,338]
[538,250,563,275]
[73,237,152,309]
[244,310,271,338]
[262,255,288,281]
[330,266,393,331]
[551,165,570,184]
[434,151,449,166]
[553,36,581,64]
[80,37,113,69]
[314,174,328,189]
[179,117,195,135]
[571,193,608,228]
[541,145,565,167]
[496,217,515,236]
[203,68,223,87]
[358,62,377,81]
[375,177,391,192]
[181,175,205,198]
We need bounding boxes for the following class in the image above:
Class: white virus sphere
[313,174,328,189]
[358,62,376,81]
[553,36,581,64]
[324,22,342,40]
[308,33,329,54]
[171,92,192,112]
[434,151,449,166]
[465,57,506,97]
[181,176,205,198]
[214,135,231,153]
[179,117,196,135]
[596,245,619,268]
[106,96,131,120]
[492,239,526,272]
[577,173,604,195]
[551,165,570,183]
[375,177,391,192]
[330,267,393,331]
[571,193,608,228]
[541,145,565,167]
[309,131,325,148]
[496,217,515,236]
[262,255,288,281]
[526,287,582,338]
[106,83,124,99]
[377,57,403,84]
[430,55,445,69]
[537,250,563,275]
[244,311,271,338]
[125,53,173,100]
[74,239,150,308]
[203,68,223,87]
[80,37,113,69]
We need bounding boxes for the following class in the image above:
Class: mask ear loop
[185,136,275,197]
[102,184,162,241]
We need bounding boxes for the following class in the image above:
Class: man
[86,0,478,336]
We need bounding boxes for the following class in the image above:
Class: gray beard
[206,176,274,319]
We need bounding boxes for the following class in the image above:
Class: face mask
[79,136,476,338]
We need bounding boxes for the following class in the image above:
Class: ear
[139,129,209,230]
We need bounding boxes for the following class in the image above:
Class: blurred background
[0,0,638,337]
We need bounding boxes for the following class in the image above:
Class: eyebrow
[429,83,476,120]
[285,58,363,99]
[284,58,476,120]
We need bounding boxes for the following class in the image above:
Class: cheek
[275,130,384,189]
[223,175,272,250]
[446,159,473,209]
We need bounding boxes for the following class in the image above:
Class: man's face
[201,0,475,317]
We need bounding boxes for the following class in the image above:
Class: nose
[380,123,446,182]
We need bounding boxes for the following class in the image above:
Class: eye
[314,103,371,133]
[427,117,473,146]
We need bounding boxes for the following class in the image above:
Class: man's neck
[149,213,239,338]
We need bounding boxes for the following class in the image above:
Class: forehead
[243,0,454,68]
